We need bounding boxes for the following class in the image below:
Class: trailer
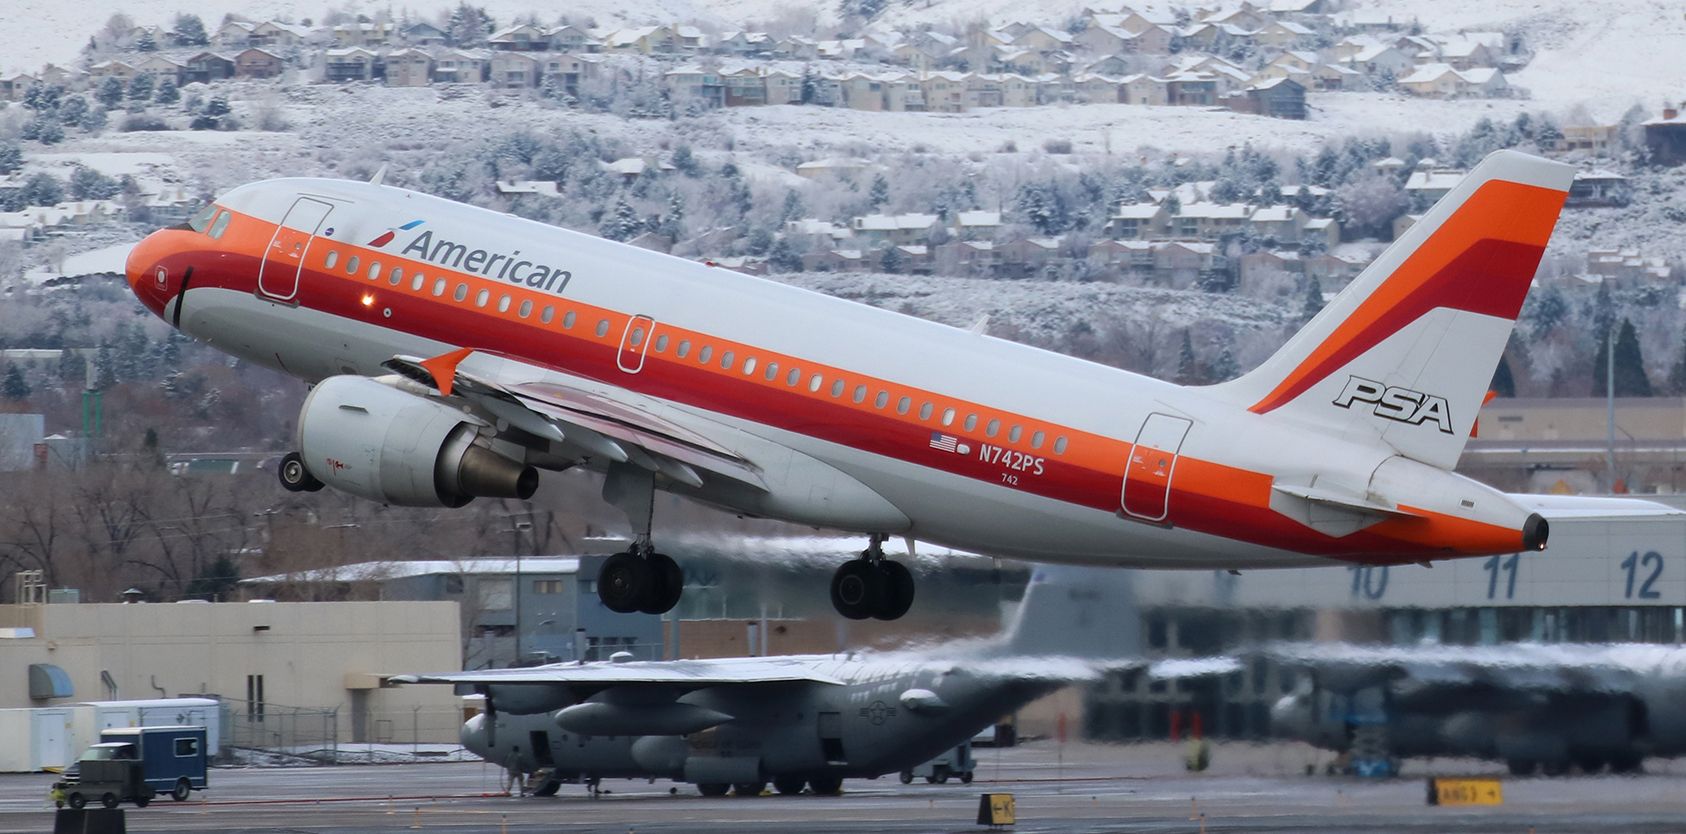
[899,742,976,785]
[54,726,208,809]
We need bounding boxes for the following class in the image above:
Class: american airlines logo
[372,222,575,295]
[1332,376,1453,434]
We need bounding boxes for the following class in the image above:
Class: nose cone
[125,231,174,319]
[460,713,490,757]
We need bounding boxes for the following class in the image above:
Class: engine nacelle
[297,375,539,507]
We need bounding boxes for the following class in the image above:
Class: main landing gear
[597,463,684,616]
[830,535,914,621]
[277,451,324,492]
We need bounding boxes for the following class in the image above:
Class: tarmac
[3,740,1685,833]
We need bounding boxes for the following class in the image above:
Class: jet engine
[297,375,538,507]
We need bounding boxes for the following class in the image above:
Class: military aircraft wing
[1259,641,1672,696]
[400,656,846,689]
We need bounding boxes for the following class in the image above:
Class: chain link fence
[224,698,341,764]
[223,698,471,765]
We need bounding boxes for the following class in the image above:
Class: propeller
[478,684,497,748]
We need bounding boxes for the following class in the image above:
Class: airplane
[126,149,1572,621]
[396,564,1227,797]
[1267,641,1686,777]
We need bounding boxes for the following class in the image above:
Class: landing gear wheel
[807,775,843,796]
[872,560,915,621]
[530,779,561,797]
[773,776,806,795]
[733,782,766,797]
[638,553,683,615]
[697,783,730,797]
[830,559,883,620]
[598,552,650,614]
[171,778,191,802]
[278,452,323,493]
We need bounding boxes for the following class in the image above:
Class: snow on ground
[27,152,178,176]
[24,242,134,285]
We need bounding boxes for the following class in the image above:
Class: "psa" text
[1332,376,1453,434]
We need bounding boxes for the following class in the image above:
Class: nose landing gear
[830,535,914,621]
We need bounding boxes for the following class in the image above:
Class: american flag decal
[929,432,959,452]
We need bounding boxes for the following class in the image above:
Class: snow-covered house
[383,49,432,86]
[489,51,541,87]
[1173,203,1252,238]
[952,210,1001,240]
[1105,203,1169,240]
[234,48,285,78]
[434,49,490,83]
[488,23,551,51]
[1398,63,1507,98]
[1248,205,1308,242]
[850,213,940,247]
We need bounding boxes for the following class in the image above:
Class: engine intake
[297,375,538,507]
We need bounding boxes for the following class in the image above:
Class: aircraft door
[1121,413,1193,522]
[617,314,656,373]
[258,197,335,302]
[817,711,844,763]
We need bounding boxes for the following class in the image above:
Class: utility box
[54,726,207,809]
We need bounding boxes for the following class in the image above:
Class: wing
[402,656,844,689]
[382,349,767,492]
[1261,641,1661,704]
[1507,494,1685,520]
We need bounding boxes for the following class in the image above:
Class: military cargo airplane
[1268,641,1686,776]
[399,565,1224,797]
[127,150,1574,620]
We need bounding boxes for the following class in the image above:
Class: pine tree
[0,143,21,175]
[670,144,698,176]
[768,237,801,272]
[868,174,889,209]
[599,198,640,241]
[880,245,903,273]
[1300,277,1325,323]
[154,77,180,105]
[1490,354,1516,397]
[136,29,158,51]
[1,365,29,401]
[659,193,685,240]
[96,76,125,108]
[174,14,209,46]
[127,72,155,102]
[1209,343,1238,383]
[1594,318,1653,397]
[799,66,817,104]
[1175,330,1200,384]
[1668,333,1686,395]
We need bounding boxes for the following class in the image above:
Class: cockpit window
[207,210,232,239]
[187,204,218,233]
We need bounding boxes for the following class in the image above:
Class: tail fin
[997,565,1144,659]
[1211,150,1573,469]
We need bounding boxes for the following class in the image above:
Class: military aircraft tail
[996,565,1146,660]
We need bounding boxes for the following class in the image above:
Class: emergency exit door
[1121,413,1193,522]
[258,197,334,302]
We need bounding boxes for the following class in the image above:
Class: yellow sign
[1427,778,1503,806]
[977,793,1016,826]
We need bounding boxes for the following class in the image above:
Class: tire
[872,560,915,621]
[807,775,843,796]
[638,553,684,615]
[697,783,730,797]
[134,795,150,808]
[773,776,806,796]
[899,771,913,785]
[67,793,86,810]
[733,782,765,797]
[531,779,561,797]
[171,778,192,802]
[960,771,974,784]
[597,552,649,614]
[1506,759,1535,777]
[278,452,323,492]
[100,793,119,809]
[829,559,881,620]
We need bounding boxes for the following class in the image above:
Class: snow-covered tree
[174,14,209,46]
[95,77,125,108]
[599,198,641,241]
[154,77,180,105]
[1,365,29,401]
[0,143,21,175]
[1335,174,1409,239]
[127,72,155,102]
[69,166,120,200]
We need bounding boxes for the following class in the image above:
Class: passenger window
[475,289,489,308]
[346,255,359,274]
[720,351,735,370]
[940,408,955,426]
[699,346,713,364]
[986,418,1000,437]
[874,391,888,409]
[743,357,757,375]
[324,250,339,269]
[207,210,232,239]
[765,362,779,381]
[677,340,691,358]
[497,294,511,313]
[964,414,978,432]
[896,396,910,415]
[1031,430,1045,449]
[519,300,532,318]
[389,267,403,285]
[1009,425,1023,443]
[655,334,669,352]
[809,374,823,392]
[630,326,645,347]
[563,311,576,329]
[433,278,447,297]
[1053,436,1068,455]
[786,368,800,387]
[852,385,867,404]
[411,273,424,291]
[453,283,467,301]
[595,319,609,337]
[830,379,844,398]
[919,402,933,421]
[368,261,381,279]
[540,305,554,323]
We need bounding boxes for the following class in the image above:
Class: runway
[3,741,1684,833]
